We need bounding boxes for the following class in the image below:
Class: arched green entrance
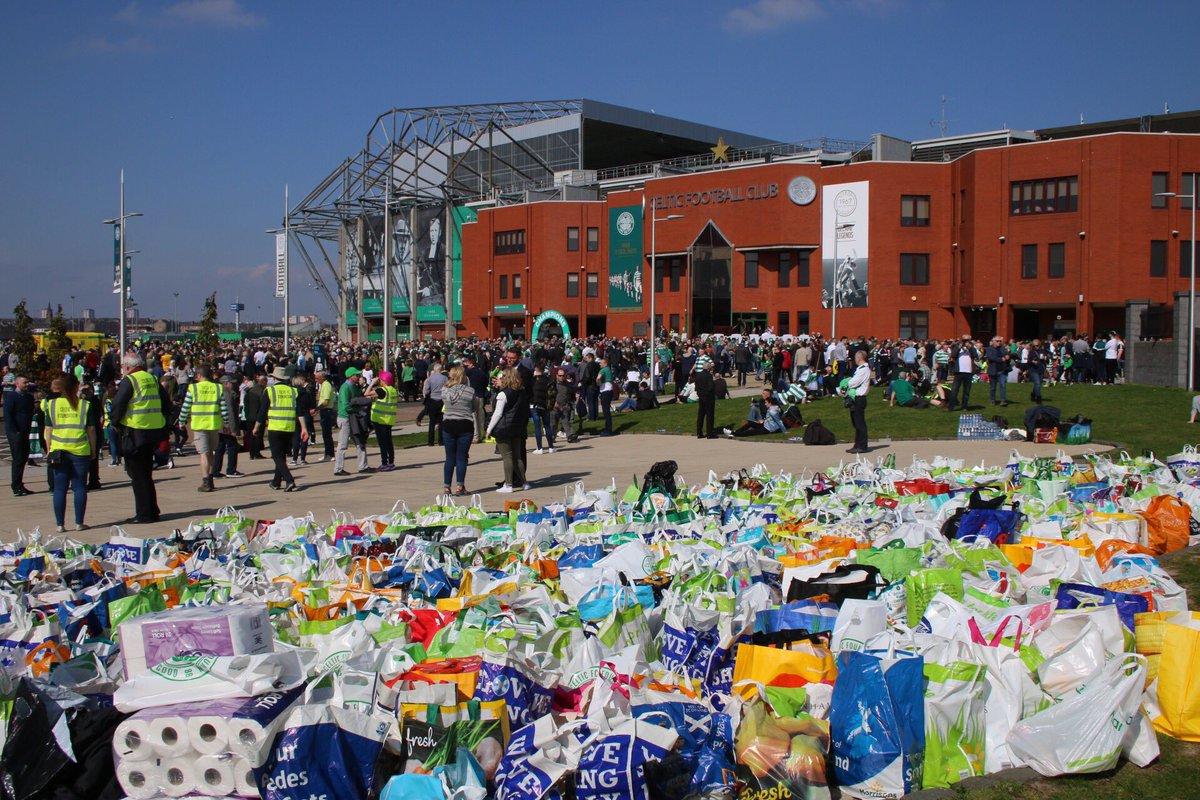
[532,309,570,340]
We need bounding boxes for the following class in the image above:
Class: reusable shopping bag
[1147,611,1200,741]
[734,687,831,800]
[830,650,925,799]
[1007,654,1156,775]
[921,643,986,788]
[1139,494,1192,554]
[731,641,837,700]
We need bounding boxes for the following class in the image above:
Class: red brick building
[459,130,1200,342]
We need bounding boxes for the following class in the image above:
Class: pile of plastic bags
[2,447,1200,800]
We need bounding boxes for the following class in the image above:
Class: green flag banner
[608,205,643,309]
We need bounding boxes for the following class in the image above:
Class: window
[1021,244,1038,278]
[744,252,759,288]
[778,252,791,288]
[498,274,508,299]
[898,311,929,340]
[494,229,525,254]
[512,275,521,299]
[960,189,967,222]
[566,273,580,297]
[778,311,790,335]
[1152,172,1169,208]
[1151,240,1167,277]
[1184,173,1197,210]
[1010,176,1078,215]
[586,227,599,251]
[797,311,810,334]
[1048,243,1065,278]
[567,227,579,252]
[669,314,680,332]
[1183,240,1195,278]
[900,253,930,285]
[654,259,665,293]
[586,272,598,298]
[901,195,930,227]
[669,259,682,292]
[797,251,810,286]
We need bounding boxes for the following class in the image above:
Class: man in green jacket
[333,367,371,475]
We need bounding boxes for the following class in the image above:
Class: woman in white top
[846,349,871,454]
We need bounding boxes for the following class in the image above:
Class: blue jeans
[51,452,90,526]
[442,428,471,486]
[1029,369,1044,401]
[105,425,122,464]
[989,371,1008,403]
[531,407,555,450]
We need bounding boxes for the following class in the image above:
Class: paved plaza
[1,433,1094,544]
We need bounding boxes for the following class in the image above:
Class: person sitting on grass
[726,394,784,437]
[888,371,929,408]
[1190,393,1200,423]
[928,380,953,408]
[634,381,660,411]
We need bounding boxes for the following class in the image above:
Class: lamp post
[173,291,179,334]
[830,222,855,341]
[646,199,683,390]
[103,170,143,354]
[1157,187,1198,389]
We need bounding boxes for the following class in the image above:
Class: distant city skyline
[2,0,1199,321]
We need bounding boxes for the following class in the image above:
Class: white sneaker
[496,485,514,494]
[168,458,175,469]
[521,484,532,490]
[533,449,544,455]
[722,427,732,435]
[546,447,556,454]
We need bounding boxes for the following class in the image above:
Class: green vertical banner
[450,205,477,323]
[608,205,643,309]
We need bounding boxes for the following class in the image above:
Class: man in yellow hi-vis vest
[109,352,170,524]
[178,365,229,494]
[368,371,399,471]
[253,366,307,492]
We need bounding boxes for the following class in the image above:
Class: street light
[830,222,856,341]
[646,201,683,390]
[1157,188,1198,389]
[102,169,143,354]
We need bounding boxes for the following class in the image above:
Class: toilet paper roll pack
[113,650,307,713]
[119,604,274,679]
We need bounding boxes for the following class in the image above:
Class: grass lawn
[555,383,1200,458]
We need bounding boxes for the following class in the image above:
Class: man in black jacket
[694,356,717,439]
[947,336,978,411]
[3,376,35,496]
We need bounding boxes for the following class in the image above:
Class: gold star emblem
[710,136,730,162]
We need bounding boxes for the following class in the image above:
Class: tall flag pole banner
[112,224,122,294]
[821,180,870,309]
[608,205,644,309]
[275,232,287,299]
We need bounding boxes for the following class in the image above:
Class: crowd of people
[0,326,1130,528]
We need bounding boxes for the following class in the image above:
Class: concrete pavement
[0,433,1094,544]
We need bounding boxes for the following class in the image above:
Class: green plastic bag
[856,546,923,583]
[906,568,964,628]
[108,584,166,632]
[922,658,986,788]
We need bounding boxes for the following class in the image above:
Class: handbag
[47,449,66,467]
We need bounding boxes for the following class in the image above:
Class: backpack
[802,419,836,446]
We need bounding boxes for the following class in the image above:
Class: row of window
[566,272,600,298]
[494,229,525,255]
[1019,243,1066,279]
[566,226,600,252]
[744,251,813,288]
[1010,176,1080,216]
[1151,240,1199,277]
[1152,173,1197,209]
[497,274,522,300]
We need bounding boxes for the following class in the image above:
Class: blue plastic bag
[1054,582,1150,631]
[254,703,390,800]
[558,544,605,570]
[830,650,925,798]
[754,600,838,635]
[955,508,1020,543]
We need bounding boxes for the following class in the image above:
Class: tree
[197,293,219,349]
[10,299,35,370]
[46,304,71,365]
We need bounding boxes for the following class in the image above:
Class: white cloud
[723,0,824,33]
[74,35,158,55]
[216,263,273,280]
[162,0,264,29]
[115,0,264,30]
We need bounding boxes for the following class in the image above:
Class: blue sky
[2,0,1198,323]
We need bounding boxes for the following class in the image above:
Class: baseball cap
[345,367,362,378]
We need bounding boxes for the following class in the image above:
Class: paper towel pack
[119,604,272,679]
